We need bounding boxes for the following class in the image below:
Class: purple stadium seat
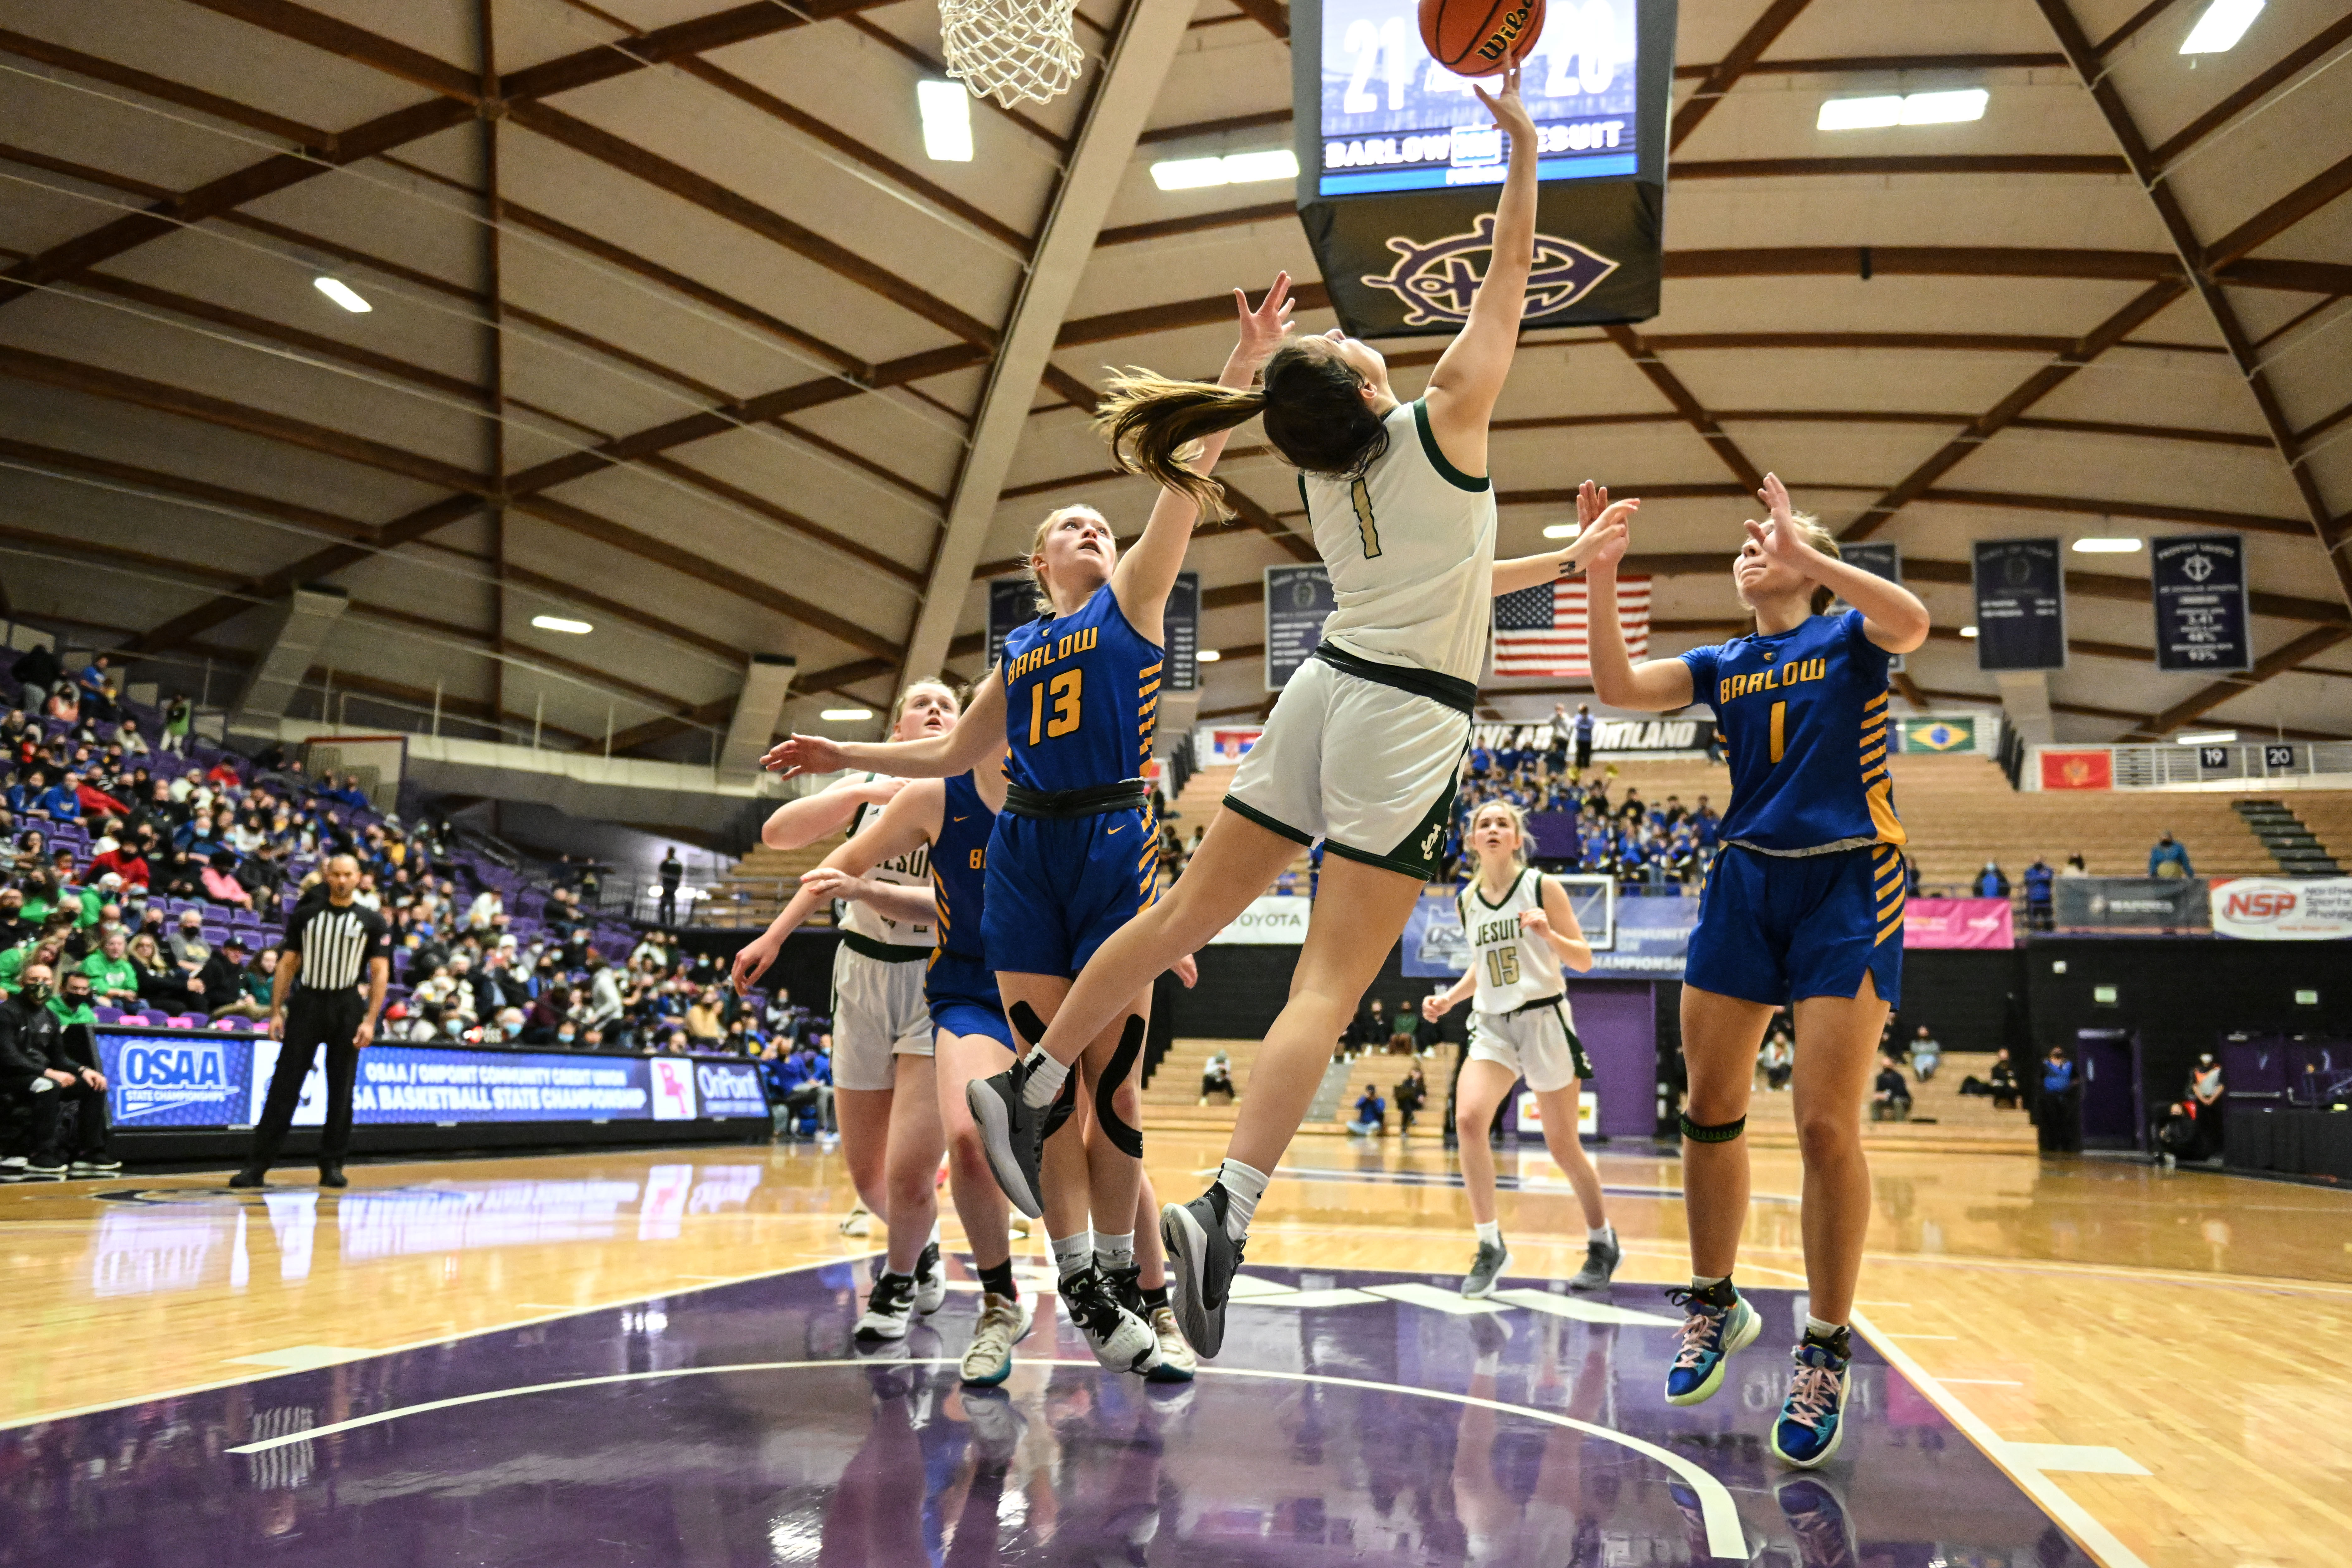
[139,1010,171,1027]
[95,1006,123,1024]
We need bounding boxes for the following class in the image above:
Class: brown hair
[1094,339,1390,519]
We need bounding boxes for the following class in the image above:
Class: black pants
[250,989,365,1168]
[658,885,678,925]
[1574,739,1592,772]
[24,1075,109,1161]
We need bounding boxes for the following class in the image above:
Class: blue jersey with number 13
[999,583,1162,793]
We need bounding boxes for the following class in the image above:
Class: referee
[231,853,390,1191]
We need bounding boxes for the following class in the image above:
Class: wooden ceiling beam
[2148,11,2352,169]
[178,0,482,101]
[1672,154,2130,178]
[1842,278,2187,540]
[839,16,1069,154]
[1670,0,1818,151]
[2201,151,2352,272]
[1223,0,1290,41]
[2091,0,2187,56]
[345,601,688,718]
[0,26,332,149]
[1601,324,1766,491]
[638,454,926,587]
[0,433,375,543]
[2120,626,2352,740]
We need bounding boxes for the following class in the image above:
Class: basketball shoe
[1663,1279,1760,1405]
[1461,1236,1511,1298]
[960,1292,1033,1387]
[1061,1263,1160,1373]
[1770,1328,1853,1468]
[965,1055,1074,1220]
[1569,1229,1621,1291]
[854,1270,918,1343]
[913,1241,946,1316]
[1160,1186,1244,1359]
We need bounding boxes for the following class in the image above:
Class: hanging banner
[2051,877,2211,934]
[1206,895,1317,944]
[1165,570,1201,692]
[1838,542,1904,674]
[1900,716,1980,753]
[986,578,1034,672]
[1902,898,2014,950]
[1469,717,1709,754]
[1265,563,1337,690]
[1292,0,1680,337]
[2151,534,2251,674]
[2040,749,2113,790]
[1973,539,2066,671]
[2209,878,2352,940]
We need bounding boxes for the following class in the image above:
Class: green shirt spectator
[47,990,97,1029]
[82,932,140,1006]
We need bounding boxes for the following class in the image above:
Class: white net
[939,0,1085,108]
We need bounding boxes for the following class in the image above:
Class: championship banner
[1292,0,1680,337]
[1165,570,1201,692]
[2051,877,2211,934]
[1902,897,2013,950]
[1838,543,1904,674]
[1207,895,1316,944]
[1972,539,2067,671]
[986,578,1034,672]
[1264,563,1336,690]
[2151,534,2251,674]
[2210,878,2352,941]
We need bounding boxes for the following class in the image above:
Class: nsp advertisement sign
[1293,0,1679,337]
[2150,534,2250,674]
[2210,877,2352,940]
[1264,564,1337,690]
[1972,539,2066,671]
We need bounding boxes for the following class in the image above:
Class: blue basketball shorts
[1685,842,1905,1009]
[926,949,1012,1049]
[980,807,1155,979]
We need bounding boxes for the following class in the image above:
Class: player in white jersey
[734,680,959,1325]
[1423,800,1618,1299]
[953,56,1635,1360]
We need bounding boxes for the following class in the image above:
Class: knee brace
[1005,999,1081,1141]
[1679,1112,1747,1144]
[1008,1000,1046,1047]
[1093,1014,1147,1159]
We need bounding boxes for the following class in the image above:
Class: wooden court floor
[4,1132,2345,1567]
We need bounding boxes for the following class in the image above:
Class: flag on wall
[1492,576,1650,678]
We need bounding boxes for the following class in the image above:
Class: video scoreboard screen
[1314,0,1643,196]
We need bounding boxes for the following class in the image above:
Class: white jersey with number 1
[1457,867,1568,1017]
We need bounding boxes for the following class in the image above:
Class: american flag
[1491,576,1650,677]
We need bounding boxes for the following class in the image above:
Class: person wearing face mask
[492,1006,526,1044]
[0,962,117,1177]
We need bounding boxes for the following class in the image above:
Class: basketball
[1418,0,1546,76]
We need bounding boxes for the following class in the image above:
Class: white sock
[1588,1224,1614,1244]
[1691,1273,1729,1292]
[1050,1230,1094,1279]
[1095,1231,1135,1274]
[1805,1314,1845,1343]
[1019,1048,1069,1108]
[1216,1158,1268,1242]
[1475,1219,1502,1247]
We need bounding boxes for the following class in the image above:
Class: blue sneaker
[1663,1280,1760,1405]
[1770,1332,1853,1468]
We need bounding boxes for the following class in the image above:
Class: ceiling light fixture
[2072,537,2142,553]
[1196,648,1222,663]
[1541,523,1576,539]
[2180,0,2264,54]
[916,80,974,162]
[2176,729,2237,745]
[1151,149,1300,191]
[530,614,592,634]
[313,277,372,313]
[1818,89,1987,131]
[1959,625,1980,638]
[820,708,874,722]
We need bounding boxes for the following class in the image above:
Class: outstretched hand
[1571,480,1636,573]
[760,734,846,778]
[1233,271,1296,373]
[1743,473,1812,566]
[1471,51,1533,142]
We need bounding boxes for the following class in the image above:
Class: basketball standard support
[718,654,798,776]
[895,0,1198,692]
[230,585,349,732]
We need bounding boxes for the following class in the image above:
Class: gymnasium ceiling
[2,0,2349,761]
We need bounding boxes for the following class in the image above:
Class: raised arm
[730,779,946,993]
[1423,53,1536,473]
[1111,273,1297,644]
[762,671,1005,781]
[1492,489,1642,597]
[1581,483,1697,712]
[1751,474,1930,653]
[759,773,903,851]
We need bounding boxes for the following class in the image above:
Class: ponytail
[1094,370,1266,519]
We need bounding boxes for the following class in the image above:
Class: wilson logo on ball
[1420,0,1550,74]
[1361,213,1618,325]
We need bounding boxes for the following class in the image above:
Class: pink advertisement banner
[1903,898,2014,950]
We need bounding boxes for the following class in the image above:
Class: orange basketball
[1418,0,1546,76]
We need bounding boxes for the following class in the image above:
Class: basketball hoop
[939,0,1084,108]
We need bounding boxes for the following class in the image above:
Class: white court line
[224,1356,1752,1561]
[1853,1311,2150,1568]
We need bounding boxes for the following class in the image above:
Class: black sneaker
[1160,1186,1244,1361]
[23,1157,67,1177]
[1060,1264,1160,1373]
[1569,1231,1621,1291]
[856,1271,918,1343]
[1461,1237,1511,1298]
[964,1058,1064,1219]
[228,1167,267,1190]
[912,1241,946,1316]
[318,1166,348,1189]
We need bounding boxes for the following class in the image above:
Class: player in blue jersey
[1582,472,1930,1468]
[764,274,1298,1374]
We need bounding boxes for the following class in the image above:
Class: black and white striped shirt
[290,899,391,992]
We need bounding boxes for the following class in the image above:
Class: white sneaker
[0,1156,28,1171]
[913,1241,946,1316]
[839,1201,873,1237]
[854,1271,916,1342]
[960,1292,1034,1386]
[1145,1305,1197,1384]
[1061,1265,1161,1374]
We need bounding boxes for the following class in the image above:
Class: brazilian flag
[1902,719,1975,753]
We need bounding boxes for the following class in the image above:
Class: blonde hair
[1468,798,1533,868]
[1742,510,1843,617]
[1024,506,1110,614]
[889,678,961,736]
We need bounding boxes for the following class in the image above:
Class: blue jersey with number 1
[1000,583,1162,792]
